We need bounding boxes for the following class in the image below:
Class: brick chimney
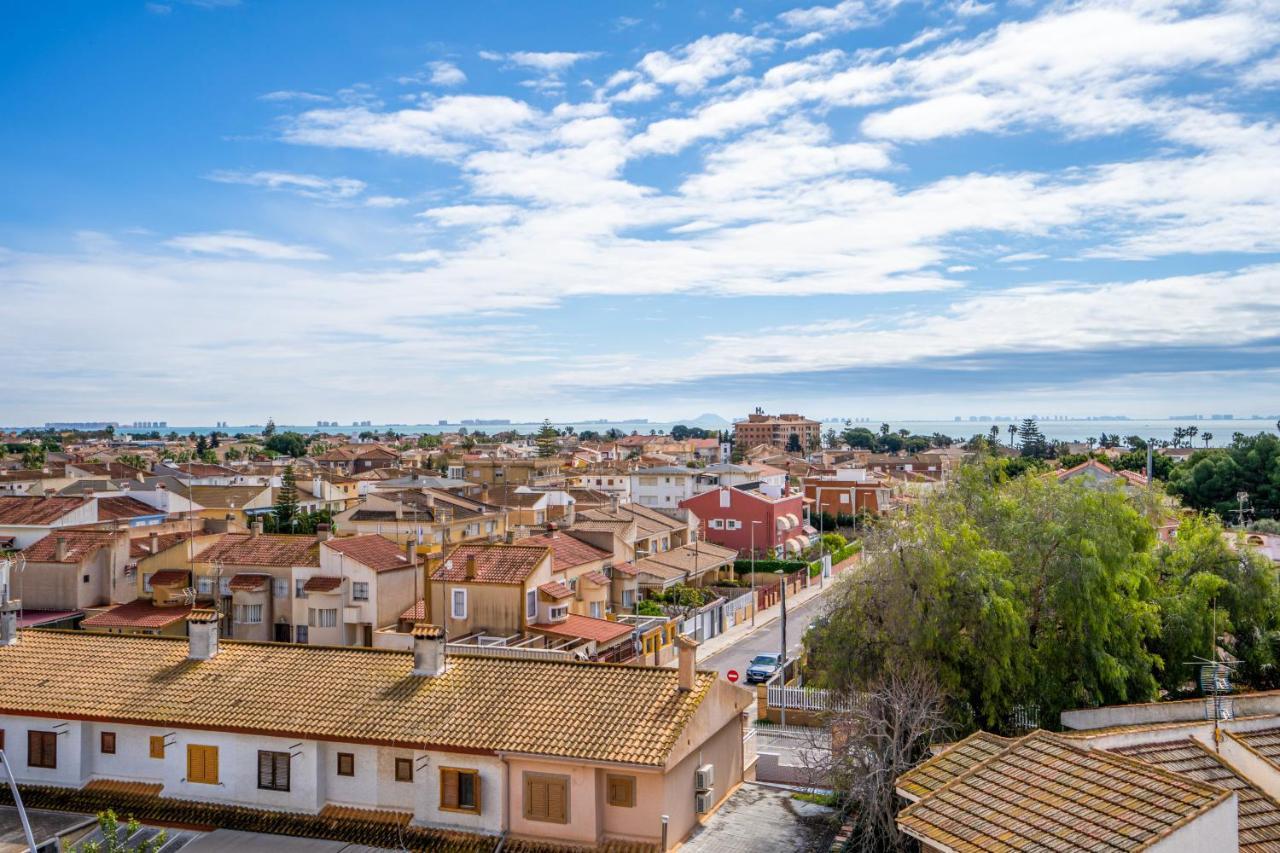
[676,634,698,692]
[411,622,446,677]
[545,521,558,538]
[54,536,68,562]
[187,609,220,660]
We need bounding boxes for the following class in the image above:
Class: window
[150,736,165,759]
[234,604,263,624]
[186,744,219,784]
[839,493,850,504]
[273,579,289,598]
[606,774,636,808]
[142,573,154,593]
[197,577,213,595]
[440,767,481,813]
[622,589,636,608]
[308,608,337,628]
[295,578,308,599]
[523,772,569,824]
[336,752,355,777]
[351,581,369,602]
[395,757,413,782]
[257,750,290,792]
[590,602,602,619]
[100,732,116,754]
[709,519,724,529]
[451,588,467,620]
[549,605,568,620]
[219,577,231,596]
[27,731,56,769]
[727,520,742,530]
[295,625,309,644]
[526,589,537,621]
[82,574,91,584]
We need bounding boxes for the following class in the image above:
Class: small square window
[149,735,165,759]
[606,773,635,808]
[337,752,355,777]
[82,574,91,584]
[100,732,116,754]
[395,757,413,782]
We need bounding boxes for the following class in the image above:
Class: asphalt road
[702,588,832,681]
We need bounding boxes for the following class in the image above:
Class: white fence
[766,684,856,713]
[743,726,758,771]
[446,643,576,662]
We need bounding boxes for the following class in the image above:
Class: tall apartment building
[732,410,821,451]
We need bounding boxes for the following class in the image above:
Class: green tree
[210,431,221,448]
[195,435,208,455]
[808,463,1162,731]
[263,418,276,437]
[824,428,839,449]
[842,427,878,450]
[68,810,167,852]
[535,419,560,458]
[199,449,218,464]
[1168,433,1280,522]
[786,433,803,453]
[274,464,300,528]
[21,444,46,469]
[1017,418,1049,459]
[264,431,308,458]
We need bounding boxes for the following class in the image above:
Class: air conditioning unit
[695,764,714,791]
[695,790,713,814]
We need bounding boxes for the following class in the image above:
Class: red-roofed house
[0,496,96,550]
[18,530,132,612]
[516,524,614,620]
[679,485,810,558]
[1056,458,1150,490]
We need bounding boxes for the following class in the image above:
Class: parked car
[746,652,783,684]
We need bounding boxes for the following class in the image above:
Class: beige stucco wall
[662,710,745,849]
[504,756,601,846]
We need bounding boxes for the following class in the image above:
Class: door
[274,623,291,643]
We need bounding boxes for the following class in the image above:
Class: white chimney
[676,634,698,692]
[411,622,446,677]
[54,536,69,562]
[251,520,263,539]
[315,523,332,543]
[0,558,20,646]
[187,609,220,660]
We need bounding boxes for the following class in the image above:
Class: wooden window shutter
[205,746,219,784]
[441,768,459,809]
[258,751,273,789]
[525,777,547,820]
[150,736,165,759]
[187,744,202,781]
[547,777,567,822]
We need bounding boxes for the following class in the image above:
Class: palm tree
[1202,431,1213,448]
[1008,424,1018,446]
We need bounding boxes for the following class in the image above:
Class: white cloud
[165,231,329,261]
[390,250,444,263]
[427,61,466,86]
[365,195,409,208]
[206,170,366,200]
[259,90,331,103]
[418,205,522,227]
[636,33,776,95]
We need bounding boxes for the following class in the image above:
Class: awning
[228,573,270,592]
[149,569,189,587]
[303,576,343,593]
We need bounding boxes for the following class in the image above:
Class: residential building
[732,411,821,453]
[313,445,400,475]
[461,458,563,488]
[0,622,753,850]
[16,530,133,612]
[803,467,896,517]
[1055,458,1149,490]
[629,466,700,508]
[333,488,505,553]
[0,495,96,550]
[288,534,418,647]
[516,524,613,619]
[680,485,811,557]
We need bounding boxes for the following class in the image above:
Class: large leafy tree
[1169,433,1280,522]
[808,464,1161,731]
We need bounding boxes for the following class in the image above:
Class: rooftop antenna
[1234,491,1252,528]
[1183,598,1234,750]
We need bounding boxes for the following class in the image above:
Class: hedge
[733,559,808,575]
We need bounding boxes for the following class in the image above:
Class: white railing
[743,727,758,770]
[446,643,574,662]
[767,685,856,712]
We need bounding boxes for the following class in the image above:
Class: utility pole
[778,568,788,729]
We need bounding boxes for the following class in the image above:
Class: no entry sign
[727,670,739,683]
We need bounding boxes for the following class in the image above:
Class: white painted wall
[1148,793,1238,853]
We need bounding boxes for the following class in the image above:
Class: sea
[82,416,1280,448]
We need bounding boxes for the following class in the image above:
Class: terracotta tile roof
[1112,737,1280,853]
[401,599,426,621]
[317,804,411,826]
[432,544,550,584]
[582,570,611,586]
[188,485,271,509]
[897,731,1230,852]
[228,573,270,591]
[516,530,609,571]
[80,602,192,629]
[323,534,414,572]
[639,542,736,575]
[0,630,720,766]
[897,731,1013,800]
[612,561,638,577]
[538,581,574,600]
[21,530,117,563]
[148,569,190,586]
[0,495,89,525]
[530,614,634,646]
[195,533,320,568]
[129,530,195,559]
[83,778,165,797]
[96,495,166,521]
[1225,726,1280,768]
[303,575,343,592]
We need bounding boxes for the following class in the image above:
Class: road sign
[727,669,739,683]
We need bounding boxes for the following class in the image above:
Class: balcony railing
[445,643,574,662]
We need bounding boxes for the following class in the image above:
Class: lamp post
[750,520,763,626]
[776,568,788,728]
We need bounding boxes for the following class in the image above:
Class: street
[702,586,832,680]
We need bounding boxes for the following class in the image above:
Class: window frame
[439,766,481,814]
[149,735,165,759]
[351,581,369,602]
[27,730,56,769]
[185,744,219,785]
[525,588,537,621]
[100,731,116,755]
[522,771,570,824]
[257,750,291,792]
[606,773,636,808]
[451,587,467,620]
[336,752,355,777]
[394,756,414,783]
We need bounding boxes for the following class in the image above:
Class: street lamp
[776,568,788,728]
[750,520,764,626]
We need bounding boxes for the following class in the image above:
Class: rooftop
[516,529,610,571]
[529,613,635,645]
[431,543,550,585]
[194,533,321,568]
[21,530,118,564]
[96,495,167,521]
[0,495,88,525]
[0,630,720,766]
[323,534,414,572]
[80,601,193,630]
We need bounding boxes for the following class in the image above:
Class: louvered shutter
[275,752,289,790]
[150,736,164,759]
[442,769,459,809]
[258,751,273,788]
[205,746,219,784]
[547,778,567,822]
[187,744,203,781]
[526,777,547,819]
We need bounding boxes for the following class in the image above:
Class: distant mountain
[684,413,730,427]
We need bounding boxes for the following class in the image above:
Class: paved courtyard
[680,783,838,853]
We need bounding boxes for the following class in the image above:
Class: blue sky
[3,0,1279,424]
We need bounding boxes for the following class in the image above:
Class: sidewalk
[688,553,861,664]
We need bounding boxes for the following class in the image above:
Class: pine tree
[263,418,277,438]
[536,419,559,458]
[210,431,221,448]
[275,464,300,529]
[195,435,208,455]
[1018,418,1049,459]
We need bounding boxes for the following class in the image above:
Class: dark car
[745,652,783,684]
